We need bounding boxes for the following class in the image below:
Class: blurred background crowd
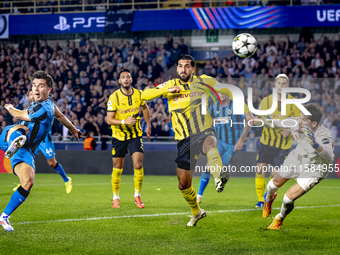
[0,30,340,147]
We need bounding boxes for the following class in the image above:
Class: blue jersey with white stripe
[18,98,55,154]
[209,99,245,145]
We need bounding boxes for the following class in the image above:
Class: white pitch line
[13,204,340,226]
[1,183,129,188]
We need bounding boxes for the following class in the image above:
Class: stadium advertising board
[131,9,197,31]
[7,5,340,35]
[131,5,340,31]
[105,10,134,33]
[9,12,105,35]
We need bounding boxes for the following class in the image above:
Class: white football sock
[266,179,279,202]
[279,194,294,219]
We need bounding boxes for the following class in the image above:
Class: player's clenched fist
[168,86,181,94]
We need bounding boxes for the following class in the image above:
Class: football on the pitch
[232,33,257,58]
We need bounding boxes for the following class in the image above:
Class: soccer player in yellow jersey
[254,74,300,208]
[106,69,151,209]
[142,55,252,226]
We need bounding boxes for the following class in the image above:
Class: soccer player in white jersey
[261,103,334,230]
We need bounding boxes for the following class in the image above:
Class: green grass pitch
[0,174,339,254]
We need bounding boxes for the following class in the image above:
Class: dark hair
[118,68,131,78]
[305,103,322,125]
[30,70,53,88]
[176,54,195,67]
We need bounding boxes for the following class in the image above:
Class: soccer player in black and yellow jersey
[142,55,252,226]
[106,69,151,209]
[254,74,300,208]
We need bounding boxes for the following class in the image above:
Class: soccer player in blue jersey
[0,71,82,231]
[13,90,73,194]
[197,92,250,203]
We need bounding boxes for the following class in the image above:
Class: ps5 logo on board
[54,16,70,31]
[54,15,106,31]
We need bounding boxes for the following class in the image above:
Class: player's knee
[133,162,143,170]
[178,183,187,190]
[256,168,263,175]
[48,160,57,168]
[14,125,29,135]
[205,142,217,153]
[203,136,217,152]
[273,177,283,187]
[256,164,266,174]
[21,179,34,190]
[112,161,123,169]
[178,180,190,190]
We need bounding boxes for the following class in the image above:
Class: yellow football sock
[206,147,223,179]
[255,173,265,202]
[180,186,200,216]
[111,168,123,196]
[133,167,144,194]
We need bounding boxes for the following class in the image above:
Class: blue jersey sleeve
[28,104,48,123]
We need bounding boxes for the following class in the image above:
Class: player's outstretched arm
[54,106,82,142]
[5,104,31,121]
[142,104,151,140]
[141,87,166,101]
[141,82,179,101]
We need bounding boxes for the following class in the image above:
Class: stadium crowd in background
[0,31,340,147]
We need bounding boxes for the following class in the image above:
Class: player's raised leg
[203,136,229,193]
[178,168,206,227]
[111,157,123,208]
[131,152,144,209]
[0,163,34,231]
[197,142,234,203]
[5,125,29,159]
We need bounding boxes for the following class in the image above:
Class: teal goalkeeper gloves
[302,124,320,149]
